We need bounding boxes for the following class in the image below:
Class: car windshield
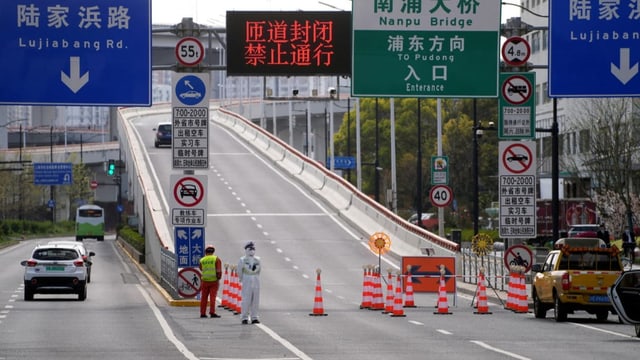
[33,248,79,261]
[158,124,171,133]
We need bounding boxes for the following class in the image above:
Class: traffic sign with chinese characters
[172,72,209,169]
[0,0,151,106]
[498,141,536,239]
[498,72,536,139]
[431,156,449,185]
[549,1,640,96]
[33,162,73,185]
[352,0,501,97]
[170,174,208,227]
[175,226,205,268]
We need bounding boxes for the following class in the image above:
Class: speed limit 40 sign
[430,185,453,208]
[175,37,205,67]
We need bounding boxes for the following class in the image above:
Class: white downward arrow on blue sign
[611,48,638,85]
[61,56,90,93]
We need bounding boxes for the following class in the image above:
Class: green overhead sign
[352,0,501,98]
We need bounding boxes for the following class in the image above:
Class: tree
[333,97,499,221]
[565,98,640,235]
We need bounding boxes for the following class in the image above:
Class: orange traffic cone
[230,266,241,315]
[474,272,492,315]
[434,274,452,315]
[505,271,516,311]
[384,269,394,314]
[219,264,230,309]
[359,266,372,309]
[515,272,528,313]
[389,273,406,317]
[227,267,237,313]
[404,267,416,308]
[310,269,328,316]
[371,268,385,311]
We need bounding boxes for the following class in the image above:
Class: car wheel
[24,287,34,301]
[554,294,567,322]
[154,142,159,148]
[635,324,640,338]
[76,236,82,241]
[98,236,104,241]
[78,284,87,301]
[595,310,608,322]
[532,290,546,319]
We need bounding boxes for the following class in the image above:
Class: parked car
[48,240,95,283]
[608,269,640,337]
[153,122,172,148]
[567,223,600,238]
[20,243,88,301]
[408,213,438,230]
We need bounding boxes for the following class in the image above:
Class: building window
[542,29,548,50]
[542,82,550,103]
[579,129,590,154]
[531,32,540,53]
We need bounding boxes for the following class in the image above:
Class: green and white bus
[75,204,105,241]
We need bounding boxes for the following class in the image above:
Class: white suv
[21,243,88,301]
[48,240,95,283]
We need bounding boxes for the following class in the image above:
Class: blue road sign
[175,75,207,106]
[549,1,640,97]
[327,156,356,170]
[34,162,73,185]
[174,227,205,268]
[0,0,151,106]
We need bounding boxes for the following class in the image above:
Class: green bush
[118,226,145,252]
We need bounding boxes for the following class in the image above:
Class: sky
[151,0,524,26]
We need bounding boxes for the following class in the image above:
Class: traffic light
[107,159,116,176]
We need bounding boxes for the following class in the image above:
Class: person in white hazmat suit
[238,241,261,324]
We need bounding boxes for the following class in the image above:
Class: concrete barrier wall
[118,105,174,277]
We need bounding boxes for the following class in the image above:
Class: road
[1,113,639,359]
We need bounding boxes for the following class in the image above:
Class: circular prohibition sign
[173,176,205,207]
[502,143,533,174]
[503,245,533,273]
[429,185,453,208]
[175,37,205,67]
[177,268,201,298]
[502,75,532,105]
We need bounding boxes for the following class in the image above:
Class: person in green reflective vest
[199,245,222,318]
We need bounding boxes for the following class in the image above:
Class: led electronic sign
[226,11,351,76]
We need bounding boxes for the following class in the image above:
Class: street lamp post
[374,98,380,203]
[472,100,496,236]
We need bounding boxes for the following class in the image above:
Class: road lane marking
[572,322,640,339]
[470,340,531,360]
